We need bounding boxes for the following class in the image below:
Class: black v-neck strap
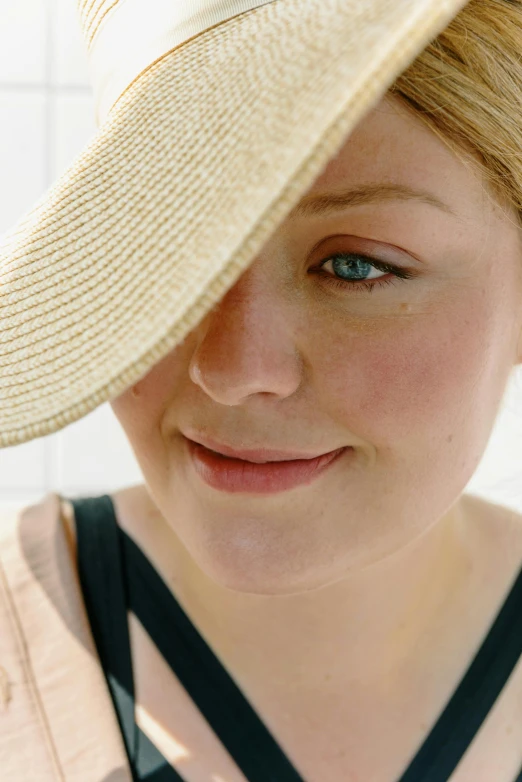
[72,495,138,769]
[72,495,185,781]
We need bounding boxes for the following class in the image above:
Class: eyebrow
[287,183,457,220]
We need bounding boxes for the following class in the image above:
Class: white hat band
[88,0,279,127]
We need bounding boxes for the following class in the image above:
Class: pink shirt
[0,492,132,781]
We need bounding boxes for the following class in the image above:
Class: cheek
[111,347,188,435]
[314,297,512,449]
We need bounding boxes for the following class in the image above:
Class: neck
[163,498,472,697]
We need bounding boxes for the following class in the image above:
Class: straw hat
[0,0,469,448]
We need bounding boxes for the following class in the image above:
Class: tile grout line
[45,0,53,190]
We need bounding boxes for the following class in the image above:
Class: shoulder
[460,491,522,540]
[0,492,67,569]
[0,492,135,781]
[59,483,150,561]
[459,491,522,574]
[460,491,522,525]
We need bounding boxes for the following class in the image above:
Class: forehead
[295,93,490,225]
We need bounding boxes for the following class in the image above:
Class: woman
[2,0,522,780]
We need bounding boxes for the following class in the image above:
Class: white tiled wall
[1,1,522,514]
[0,0,143,510]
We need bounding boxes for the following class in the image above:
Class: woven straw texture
[0,0,469,448]
[77,0,120,50]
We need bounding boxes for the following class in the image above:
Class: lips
[184,437,350,494]
[182,431,340,463]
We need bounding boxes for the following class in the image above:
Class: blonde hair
[390,0,522,226]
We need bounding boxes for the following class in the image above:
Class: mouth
[182,431,344,464]
[182,434,352,495]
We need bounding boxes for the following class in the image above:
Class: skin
[109,93,522,745]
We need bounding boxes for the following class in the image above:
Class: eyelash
[314,253,416,295]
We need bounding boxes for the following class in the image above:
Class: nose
[188,265,302,406]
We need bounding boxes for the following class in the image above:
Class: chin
[191,536,345,596]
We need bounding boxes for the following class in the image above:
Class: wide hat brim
[0,0,468,448]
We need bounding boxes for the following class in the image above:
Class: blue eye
[315,252,416,294]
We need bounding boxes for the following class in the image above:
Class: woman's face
[111,94,522,595]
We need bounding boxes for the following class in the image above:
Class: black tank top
[69,494,522,782]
